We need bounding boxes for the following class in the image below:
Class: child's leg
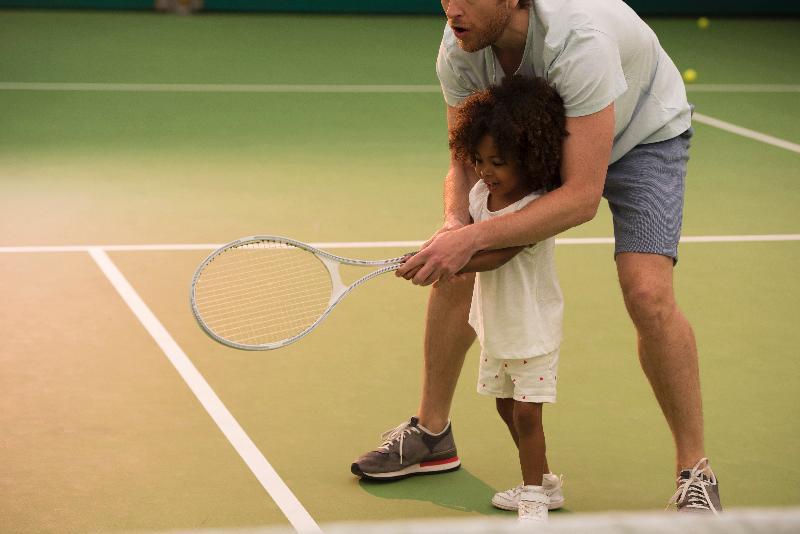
[512,400,545,486]
[496,398,518,445]
[497,398,551,477]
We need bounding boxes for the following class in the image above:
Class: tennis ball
[697,17,710,29]
[682,68,698,83]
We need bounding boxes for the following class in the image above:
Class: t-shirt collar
[489,4,535,83]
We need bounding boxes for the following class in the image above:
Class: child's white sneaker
[543,473,565,509]
[491,483,524,511]
[492,473,564,511]
[518,486,549,522]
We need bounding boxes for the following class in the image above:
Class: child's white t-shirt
[467,181,563,359]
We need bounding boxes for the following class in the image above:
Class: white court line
[679,234,800,243]
[693,112,800,154]
[1,235,799,254]
[2,81,799,93]
[2,82,799,153]
[685,84,800,93]
[87,248,322,534]
[0,82,441,93]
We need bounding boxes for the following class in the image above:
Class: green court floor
[1,9,798,533]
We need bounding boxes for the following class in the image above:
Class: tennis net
[141,507,800,534]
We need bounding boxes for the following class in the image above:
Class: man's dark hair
[449,75,568,192]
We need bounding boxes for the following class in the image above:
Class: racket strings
[195,258,328,309]
[193,242,332,346]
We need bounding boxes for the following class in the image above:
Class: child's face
[474,135,528,199]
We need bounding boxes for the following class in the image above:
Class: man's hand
[396,224,479,286]
[396,220,465,282]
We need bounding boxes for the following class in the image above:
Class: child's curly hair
[449,75,568,193]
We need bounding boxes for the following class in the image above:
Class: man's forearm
[468,182,598,251]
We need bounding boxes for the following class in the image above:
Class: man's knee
[433,273,475,295]
[429,273,475,308]
[617,253,677,331]
[621,278,677,331]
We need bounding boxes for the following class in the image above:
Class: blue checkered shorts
[604,128,693,262]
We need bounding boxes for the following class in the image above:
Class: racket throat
[321,256,348,306]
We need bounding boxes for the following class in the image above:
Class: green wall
[625,0,799,15]
[0,0,151,8]
[0,0,798,15]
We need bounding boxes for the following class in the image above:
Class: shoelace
[666,457,719,515]
[495,483,523,502]
[377,421,421,464]
[503,475,564,501]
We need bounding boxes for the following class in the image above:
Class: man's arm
[399,103,615,286]
[441,104,478,231]
[472,103,614,247]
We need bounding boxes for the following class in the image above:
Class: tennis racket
[190,236,413,350]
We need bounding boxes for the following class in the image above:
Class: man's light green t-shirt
[436,0,692,164]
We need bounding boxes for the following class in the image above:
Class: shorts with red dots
[476,348,559,403]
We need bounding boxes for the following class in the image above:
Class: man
[351,0,722,514]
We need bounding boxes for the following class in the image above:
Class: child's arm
[458,246,528,274]
[454,215,530,273]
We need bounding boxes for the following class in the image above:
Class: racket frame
[190,235,408,351]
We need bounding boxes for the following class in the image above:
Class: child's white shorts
[477,349,559,403]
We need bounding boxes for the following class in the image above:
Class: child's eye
[492,159,505,166]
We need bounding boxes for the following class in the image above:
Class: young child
[450,74,568,522]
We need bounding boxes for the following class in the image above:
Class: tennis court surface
[1,9,798,533]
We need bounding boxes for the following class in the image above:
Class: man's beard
[457,4,513,52]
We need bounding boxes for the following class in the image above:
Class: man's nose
[443,0,463,18]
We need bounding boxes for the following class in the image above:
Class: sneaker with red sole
[351,417,461,481]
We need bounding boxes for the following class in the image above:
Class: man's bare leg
[417,274,476,434]
[350,274,473,480]
[616,252,706,472]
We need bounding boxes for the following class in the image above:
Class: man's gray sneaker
[666,457,722,514]
[351,417,461,481]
